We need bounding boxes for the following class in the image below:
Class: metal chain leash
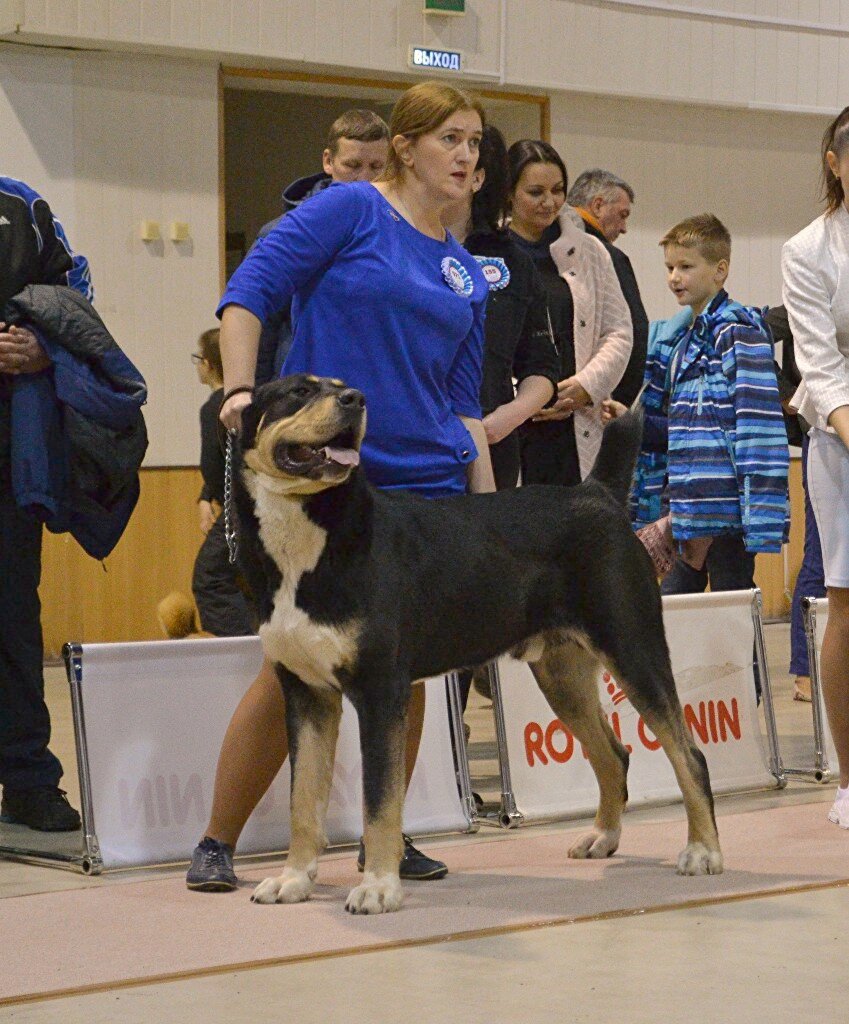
[223,428,239,565]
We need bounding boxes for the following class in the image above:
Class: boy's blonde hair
[659,213,731,264]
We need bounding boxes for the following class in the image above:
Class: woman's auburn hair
[380,80,486,182]
[822,105,849,215]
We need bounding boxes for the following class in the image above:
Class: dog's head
[241,374,366,495]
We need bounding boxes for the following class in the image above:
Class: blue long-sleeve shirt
[218,182,488,497]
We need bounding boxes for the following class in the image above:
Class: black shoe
[186,836,237,892]
[0,786,81,832]
[357,833,448,881]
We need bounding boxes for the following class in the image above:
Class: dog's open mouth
[273,429,360,476]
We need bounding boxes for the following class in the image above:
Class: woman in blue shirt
[188,82,493,892]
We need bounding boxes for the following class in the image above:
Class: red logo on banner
[524,697,742,767]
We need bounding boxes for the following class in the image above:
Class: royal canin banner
[74,638,467,869]
[805,597,838,770]
[495,590,775,824]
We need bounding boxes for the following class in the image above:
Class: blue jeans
[0,481,63,789]
[789,434,826,676]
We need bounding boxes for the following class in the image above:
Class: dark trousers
[789,435,826,676]
[519,419,581,488]
[0,482,62,789]
[660,533,756,596]
[192,515,255,637]
[489,434,520,492]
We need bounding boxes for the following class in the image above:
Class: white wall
[1,45,220,466]
[1,2,841,464]
[8,0,849,114]
[549,91,829,319]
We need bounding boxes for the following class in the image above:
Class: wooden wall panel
[40,468,203,659]
[38,458,802,658]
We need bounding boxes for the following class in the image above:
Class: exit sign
[424,0,465,13]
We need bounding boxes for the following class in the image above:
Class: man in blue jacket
[0,177,92,831]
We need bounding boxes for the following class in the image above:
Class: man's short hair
[567,168,635,207]
[659,213,731,264]
[326,109,390,155]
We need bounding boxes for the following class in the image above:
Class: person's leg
[703,534,756,592]
[790,436,826,699]
[0,487,79,830]
[204,656,289,847]
[489,434,520,491]
[192,517,254,637]
[820,587,849,789]
[660,555,708,596]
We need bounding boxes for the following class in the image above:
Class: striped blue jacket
[630,308,691,528]
[666,291,788,552]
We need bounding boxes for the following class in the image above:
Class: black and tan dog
[235,374,723,914]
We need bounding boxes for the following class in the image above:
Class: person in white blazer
[507,140,632,485]
[782,105,849,829]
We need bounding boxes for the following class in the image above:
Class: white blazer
[782,203,849,433]
[549,206,633,478]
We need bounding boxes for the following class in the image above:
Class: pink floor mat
[3,800,848,1004]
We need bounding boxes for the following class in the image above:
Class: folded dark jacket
[4,285,148,558]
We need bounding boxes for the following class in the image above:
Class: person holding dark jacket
[567,169,649,407]
[443,125,558,489]
[191,327,255,636]
[0,177,92,832]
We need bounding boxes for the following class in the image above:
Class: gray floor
[0,623,844,1022]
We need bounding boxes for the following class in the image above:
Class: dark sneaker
[357,833,448,880]
[186,836,237,892]
[0,786,81,832]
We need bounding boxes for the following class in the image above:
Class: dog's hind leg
[589,623,723,876]
[531,638,629,860]
[617,677,722,876]
[252,671,343,905]
[344,679,408,915]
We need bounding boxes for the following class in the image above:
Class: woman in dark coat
[444,125,559,489]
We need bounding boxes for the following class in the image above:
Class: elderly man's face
[592,187,631,242]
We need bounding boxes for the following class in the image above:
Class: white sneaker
[827,795,849,829]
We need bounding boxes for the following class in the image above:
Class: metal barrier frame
[782,597,832,783]
[487,588,784,830]
[0,645,477,874]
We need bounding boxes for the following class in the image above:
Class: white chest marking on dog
[248,472,360,690]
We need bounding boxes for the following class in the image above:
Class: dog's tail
[587,405,644,508]
[157,590,204,639]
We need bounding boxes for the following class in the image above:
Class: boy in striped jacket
[604,214,789,590]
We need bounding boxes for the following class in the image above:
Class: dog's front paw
[251,867,315,905]
[677,842,724,876]
[568,828,620,860]
[345,874,404,914]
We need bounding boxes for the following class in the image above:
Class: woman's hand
[532,377,591,421]
[198,500,216,535]
[219,389,253,432]
[601,398,628,425]
[483,405,521,446]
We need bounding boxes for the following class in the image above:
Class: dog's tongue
[323,447,360,467]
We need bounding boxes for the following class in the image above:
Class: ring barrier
[786,597,837,783]
[0,637,476,874]
[489,590,783,829]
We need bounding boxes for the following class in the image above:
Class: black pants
[192,515,255,637]
[660,533,756,596]
[0,481,62,789]
[519,419,581,488]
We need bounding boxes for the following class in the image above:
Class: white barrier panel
[803,598,839,775]
[71,637,468,869]
[495,591,774,825]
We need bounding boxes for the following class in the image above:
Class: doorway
[220,68,549,278]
